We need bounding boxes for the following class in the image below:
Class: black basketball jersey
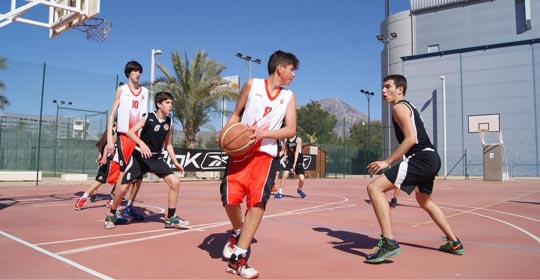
[285,136,298,155]
[139,112,172,154]
[393,100,435,157]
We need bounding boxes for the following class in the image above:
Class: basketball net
[75,18,112,43]
[478,128,488,145]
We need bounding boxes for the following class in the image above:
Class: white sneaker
[223,232,239,259]
[226,254,259,279]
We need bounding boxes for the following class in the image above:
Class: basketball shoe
[164,216,190,229]
[74,197,86,211]
[274,193,283,199]
[226,253,259,279]
[124,205,145,221]
[366,235,402,263]
[439,238,464,255]
[297,188,307,198]
[104,213,116,229]
[223,231,240,259]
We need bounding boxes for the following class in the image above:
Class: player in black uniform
[364,75,463,263]
[275,135,306,199]
[104,91,189,229]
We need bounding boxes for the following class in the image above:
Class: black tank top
[286,136,298,155]
[139,112,172,154]
[393,100,435,157]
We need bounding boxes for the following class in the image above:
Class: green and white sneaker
[104,213,116,229]
[439,237,464,255]
[366,235,402,263]
[164,216,190,229]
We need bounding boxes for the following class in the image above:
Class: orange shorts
[220,151,279,209]
[115,133,136,172]
[108,133,137,184]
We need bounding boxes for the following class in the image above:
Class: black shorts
[285,154,305,175]
[384,149,441,195]
[95,158,112,184]
[122,149,173,184]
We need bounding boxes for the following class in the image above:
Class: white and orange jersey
[241,78,293,157]
[116,83,148,135]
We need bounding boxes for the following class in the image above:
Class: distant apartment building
[0,112,96,140]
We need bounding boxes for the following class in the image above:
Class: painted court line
[54,194,352,255]
[0,230,113,280]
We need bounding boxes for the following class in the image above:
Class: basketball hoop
[75,17,112,42]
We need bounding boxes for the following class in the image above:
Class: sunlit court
[1,177,539,279]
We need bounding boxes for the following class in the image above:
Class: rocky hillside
[315,98,368,137]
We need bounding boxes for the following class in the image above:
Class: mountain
[316,98,368,137]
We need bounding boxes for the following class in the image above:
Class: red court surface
[1,177,539,279]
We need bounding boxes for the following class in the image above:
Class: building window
[427,44,440,53]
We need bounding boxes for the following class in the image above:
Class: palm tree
[0,56,9,110]
[155,50,235,149]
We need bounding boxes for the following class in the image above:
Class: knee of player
[168,179,180,191]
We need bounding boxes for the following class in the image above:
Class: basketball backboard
[0,0,100,38]
[468,114,500,133]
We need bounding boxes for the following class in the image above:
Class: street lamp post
[52,100,72,176]
[150,49,163,112]
[360,89,374,175]
[440,75,447,177]
[377,32,398,158]
[236,52,261,79]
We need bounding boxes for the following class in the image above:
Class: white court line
[55,194,352,255]
[0,230,113,280]
[409,191,540,244]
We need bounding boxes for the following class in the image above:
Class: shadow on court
[313,227,377,257]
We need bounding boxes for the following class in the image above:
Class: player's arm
[126,116,151,158]
[226,79,252,126]
[367,103,416,174]
[293,137,302,166]
[164,123,184,173]
[255,93,297,141]
[105,87,122,155]
[217,79,253,143]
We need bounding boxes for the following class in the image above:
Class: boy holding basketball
[219,50,299,278]
[364,74,463,263]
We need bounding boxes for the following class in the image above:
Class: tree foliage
[297,101,338,144]
[155,50,235,149]
[0,56,10,110]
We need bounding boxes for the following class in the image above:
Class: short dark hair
[384,74,407,95]
[268,50,299,75]
[124,61,143,78]
[154,91,174,110]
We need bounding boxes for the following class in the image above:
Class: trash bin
[482,144,503,181]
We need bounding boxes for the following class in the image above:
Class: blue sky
[0,0,410,131]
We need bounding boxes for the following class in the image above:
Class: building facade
[380,0,539,177]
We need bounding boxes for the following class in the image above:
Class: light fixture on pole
[236,52,261,79]
[440,75,447,177]
[377,31,398,157]
[360,89,374,174]
[52,99,72,177]
[150,49,163,112]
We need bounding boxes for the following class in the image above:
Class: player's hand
[139,143,152,158]
[367,160,389,175]
[98,155,108,165]
[174,162,184,174]
[249,125,259,145]
[106,143,115,157]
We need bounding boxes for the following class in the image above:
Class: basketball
[218,123,253,156]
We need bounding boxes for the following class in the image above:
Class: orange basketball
[218,123,253,156]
